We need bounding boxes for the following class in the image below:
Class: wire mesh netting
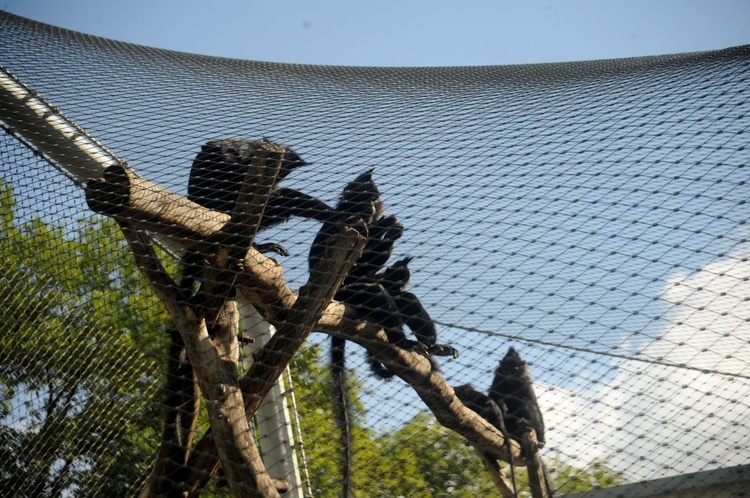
[1,10,749,498]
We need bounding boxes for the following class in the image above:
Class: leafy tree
[549,456,626,495]
[290,344,377,496]
[340,407,626,496]
[0,182,168,497]
[366,412,496,497]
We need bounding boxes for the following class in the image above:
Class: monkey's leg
[253,242,290,257]
[395,291,459,359]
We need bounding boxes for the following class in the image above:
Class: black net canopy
[1,10,748,498]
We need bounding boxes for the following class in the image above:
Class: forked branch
[86,154,523,496]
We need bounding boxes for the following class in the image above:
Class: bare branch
[331,321,523,464]
[476,449,517,497]
[88,159,524,492]
[185,220,368,492]
[116,147,290,497]
[87,162,228,252]
[522,430,553,498]
[118,222,182,318]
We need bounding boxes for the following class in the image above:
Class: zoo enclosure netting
[1,10,749,497]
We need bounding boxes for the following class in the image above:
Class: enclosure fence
[1,10,749,498]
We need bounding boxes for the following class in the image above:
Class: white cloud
[538,246,750,482]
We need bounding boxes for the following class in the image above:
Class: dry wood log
[85,152,525,495]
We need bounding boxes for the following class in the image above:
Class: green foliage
[290,344,377,495]
[0,182,168,497]
[289,350,498,497]
[550,456,627,495]
[366,412,497,497]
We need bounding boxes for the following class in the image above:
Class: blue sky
[3,0,749,66]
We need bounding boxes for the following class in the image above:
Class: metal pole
[239,297,305,497]
[0,67,113,182]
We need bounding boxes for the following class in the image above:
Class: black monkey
[335,268,415,380]
[181,138,337,297]
[311,171,457,498]
[152,328,200,496]
[187,138,334,229]
[312,172,452,380]
[455,347,545,496]
[489,347,545,448]
[309,169,405,384]
[315,172,458,380]
[309,169,393,498]
[489,348,552,496]
[360,257,458,378]
[383,258,459,358]
[307,168,385,271]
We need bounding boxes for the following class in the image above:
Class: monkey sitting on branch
[457,347,552,498]
[310,169,458,379]
[180,138,338,297]
[311,169,457,497]
[489,347,545,448]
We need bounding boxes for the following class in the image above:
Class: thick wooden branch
[522,430,553,498]
[332,322,523,464]
[86,162,229,252]
[87,160,523,492]
[121,223,278,497]
[476,449,517,497]
[116,147,291,497]
[185,220,368,493]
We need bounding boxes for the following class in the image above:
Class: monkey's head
[278,146,309,181]
[381,257,413,292]
[496,347,530,379]
[339,169,384,221]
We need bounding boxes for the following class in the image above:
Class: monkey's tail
[152,328,199,492]
[331,336,354,498]
[366,353,396,379]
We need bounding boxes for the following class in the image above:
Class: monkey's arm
[393,290,436,347]
[395,290,459,358]
[260,187,336,228]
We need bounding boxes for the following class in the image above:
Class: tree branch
[86,157,524,494]
[185,220,367,491]
[117,144,291,497]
